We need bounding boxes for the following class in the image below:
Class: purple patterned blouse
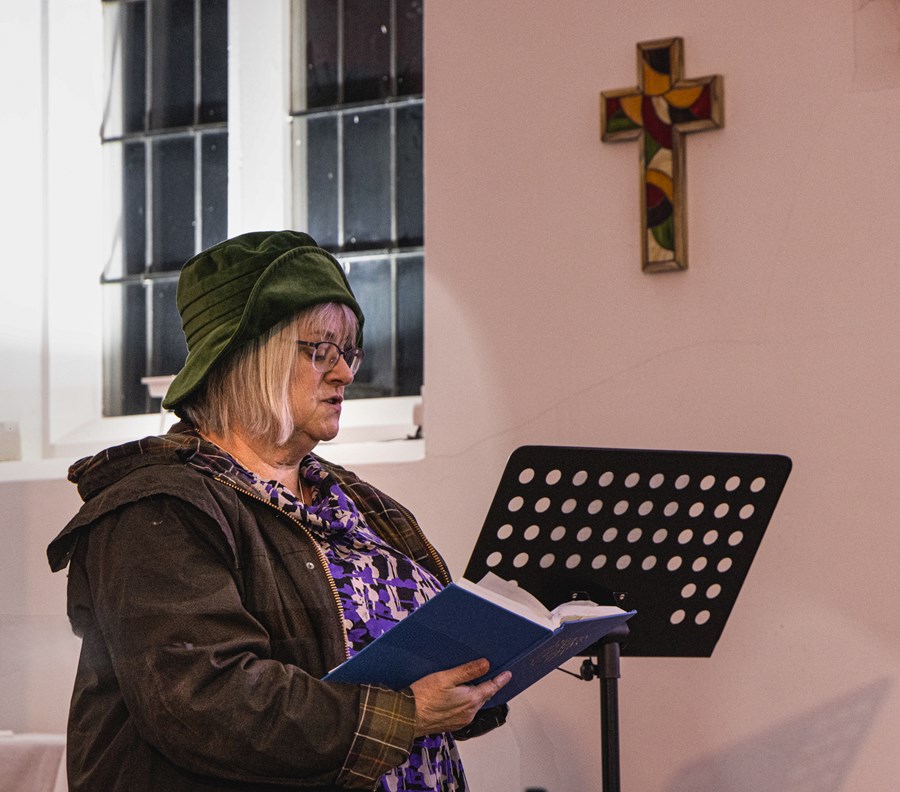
[192,446,468,791]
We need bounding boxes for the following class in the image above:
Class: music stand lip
[580,622,631,661]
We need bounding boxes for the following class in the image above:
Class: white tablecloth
[0,733,66,792]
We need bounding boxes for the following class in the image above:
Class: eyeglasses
[296,340,365,375]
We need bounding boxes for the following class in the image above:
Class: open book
[324,572,636,708]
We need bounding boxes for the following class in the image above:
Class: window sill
[0,457,75,484]
[0,396,424,483]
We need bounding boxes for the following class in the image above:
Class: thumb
[444,657,491,685]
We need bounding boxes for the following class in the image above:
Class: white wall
[0,0,49,461]
[2,0,899,790]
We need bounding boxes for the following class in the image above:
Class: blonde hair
[180,302,358,446]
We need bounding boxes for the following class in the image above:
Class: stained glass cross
[601,37,723,272]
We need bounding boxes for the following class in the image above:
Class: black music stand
[464,445,792,792]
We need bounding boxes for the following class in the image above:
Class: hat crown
[161,230,364,410]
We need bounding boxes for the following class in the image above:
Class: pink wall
[409,0,900,789]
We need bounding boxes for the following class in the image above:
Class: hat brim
[162,243,363,411]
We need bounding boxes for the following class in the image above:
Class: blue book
[324,573,636,708]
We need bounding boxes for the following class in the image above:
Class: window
[97,0,421,417]
[290,0,424,399]
[100,0,229,416]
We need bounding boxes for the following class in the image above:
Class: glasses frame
[296,339,365,375]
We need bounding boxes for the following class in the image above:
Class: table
[0,733,66,792]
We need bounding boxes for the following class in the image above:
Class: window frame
[41,0,422,464]
[288,0,425,401]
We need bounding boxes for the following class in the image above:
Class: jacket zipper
[213,474,351,660]
[387,494,451,586]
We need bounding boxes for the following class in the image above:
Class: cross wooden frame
[601,37,724,272]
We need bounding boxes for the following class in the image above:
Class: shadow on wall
[662,677,891,792]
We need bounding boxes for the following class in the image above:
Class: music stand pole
[581,627,628,792]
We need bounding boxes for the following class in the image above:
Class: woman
[48,231,509,791]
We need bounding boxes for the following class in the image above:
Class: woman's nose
[328,355,355,383]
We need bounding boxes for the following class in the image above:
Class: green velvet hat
[162,230,364,411]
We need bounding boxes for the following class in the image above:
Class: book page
[460,572,627,628]
[550,599,628,624]
[456,573,554,628]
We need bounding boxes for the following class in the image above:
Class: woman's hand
[409,658,511,737]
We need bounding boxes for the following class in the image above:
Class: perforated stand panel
[464,446,791,657]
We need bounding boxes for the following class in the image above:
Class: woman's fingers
[409,659,512,737]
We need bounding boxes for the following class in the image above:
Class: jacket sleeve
[452,703,509,741]
[76,495,414,788]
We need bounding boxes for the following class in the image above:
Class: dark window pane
[122,141,147,275]
[201,131,228,248]
[346,258,393,398]
[150,279,188,377]
[396,255,423,396]
[395,0,423,96]
[103,0,229,416]
[152,136,195,271]
[122,1,147,133]
[103,282,148,416]
[306,116,339,247]
[343,108,390,249]
[149,0,195,129]
[396,104,423,246]
[291,1,424,404]
[200,0,228,122]
[343,0,391,103]
[305,0,339,107]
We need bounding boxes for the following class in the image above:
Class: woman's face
[287,322,356,454]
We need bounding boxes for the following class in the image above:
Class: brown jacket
[48,430,497,791]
